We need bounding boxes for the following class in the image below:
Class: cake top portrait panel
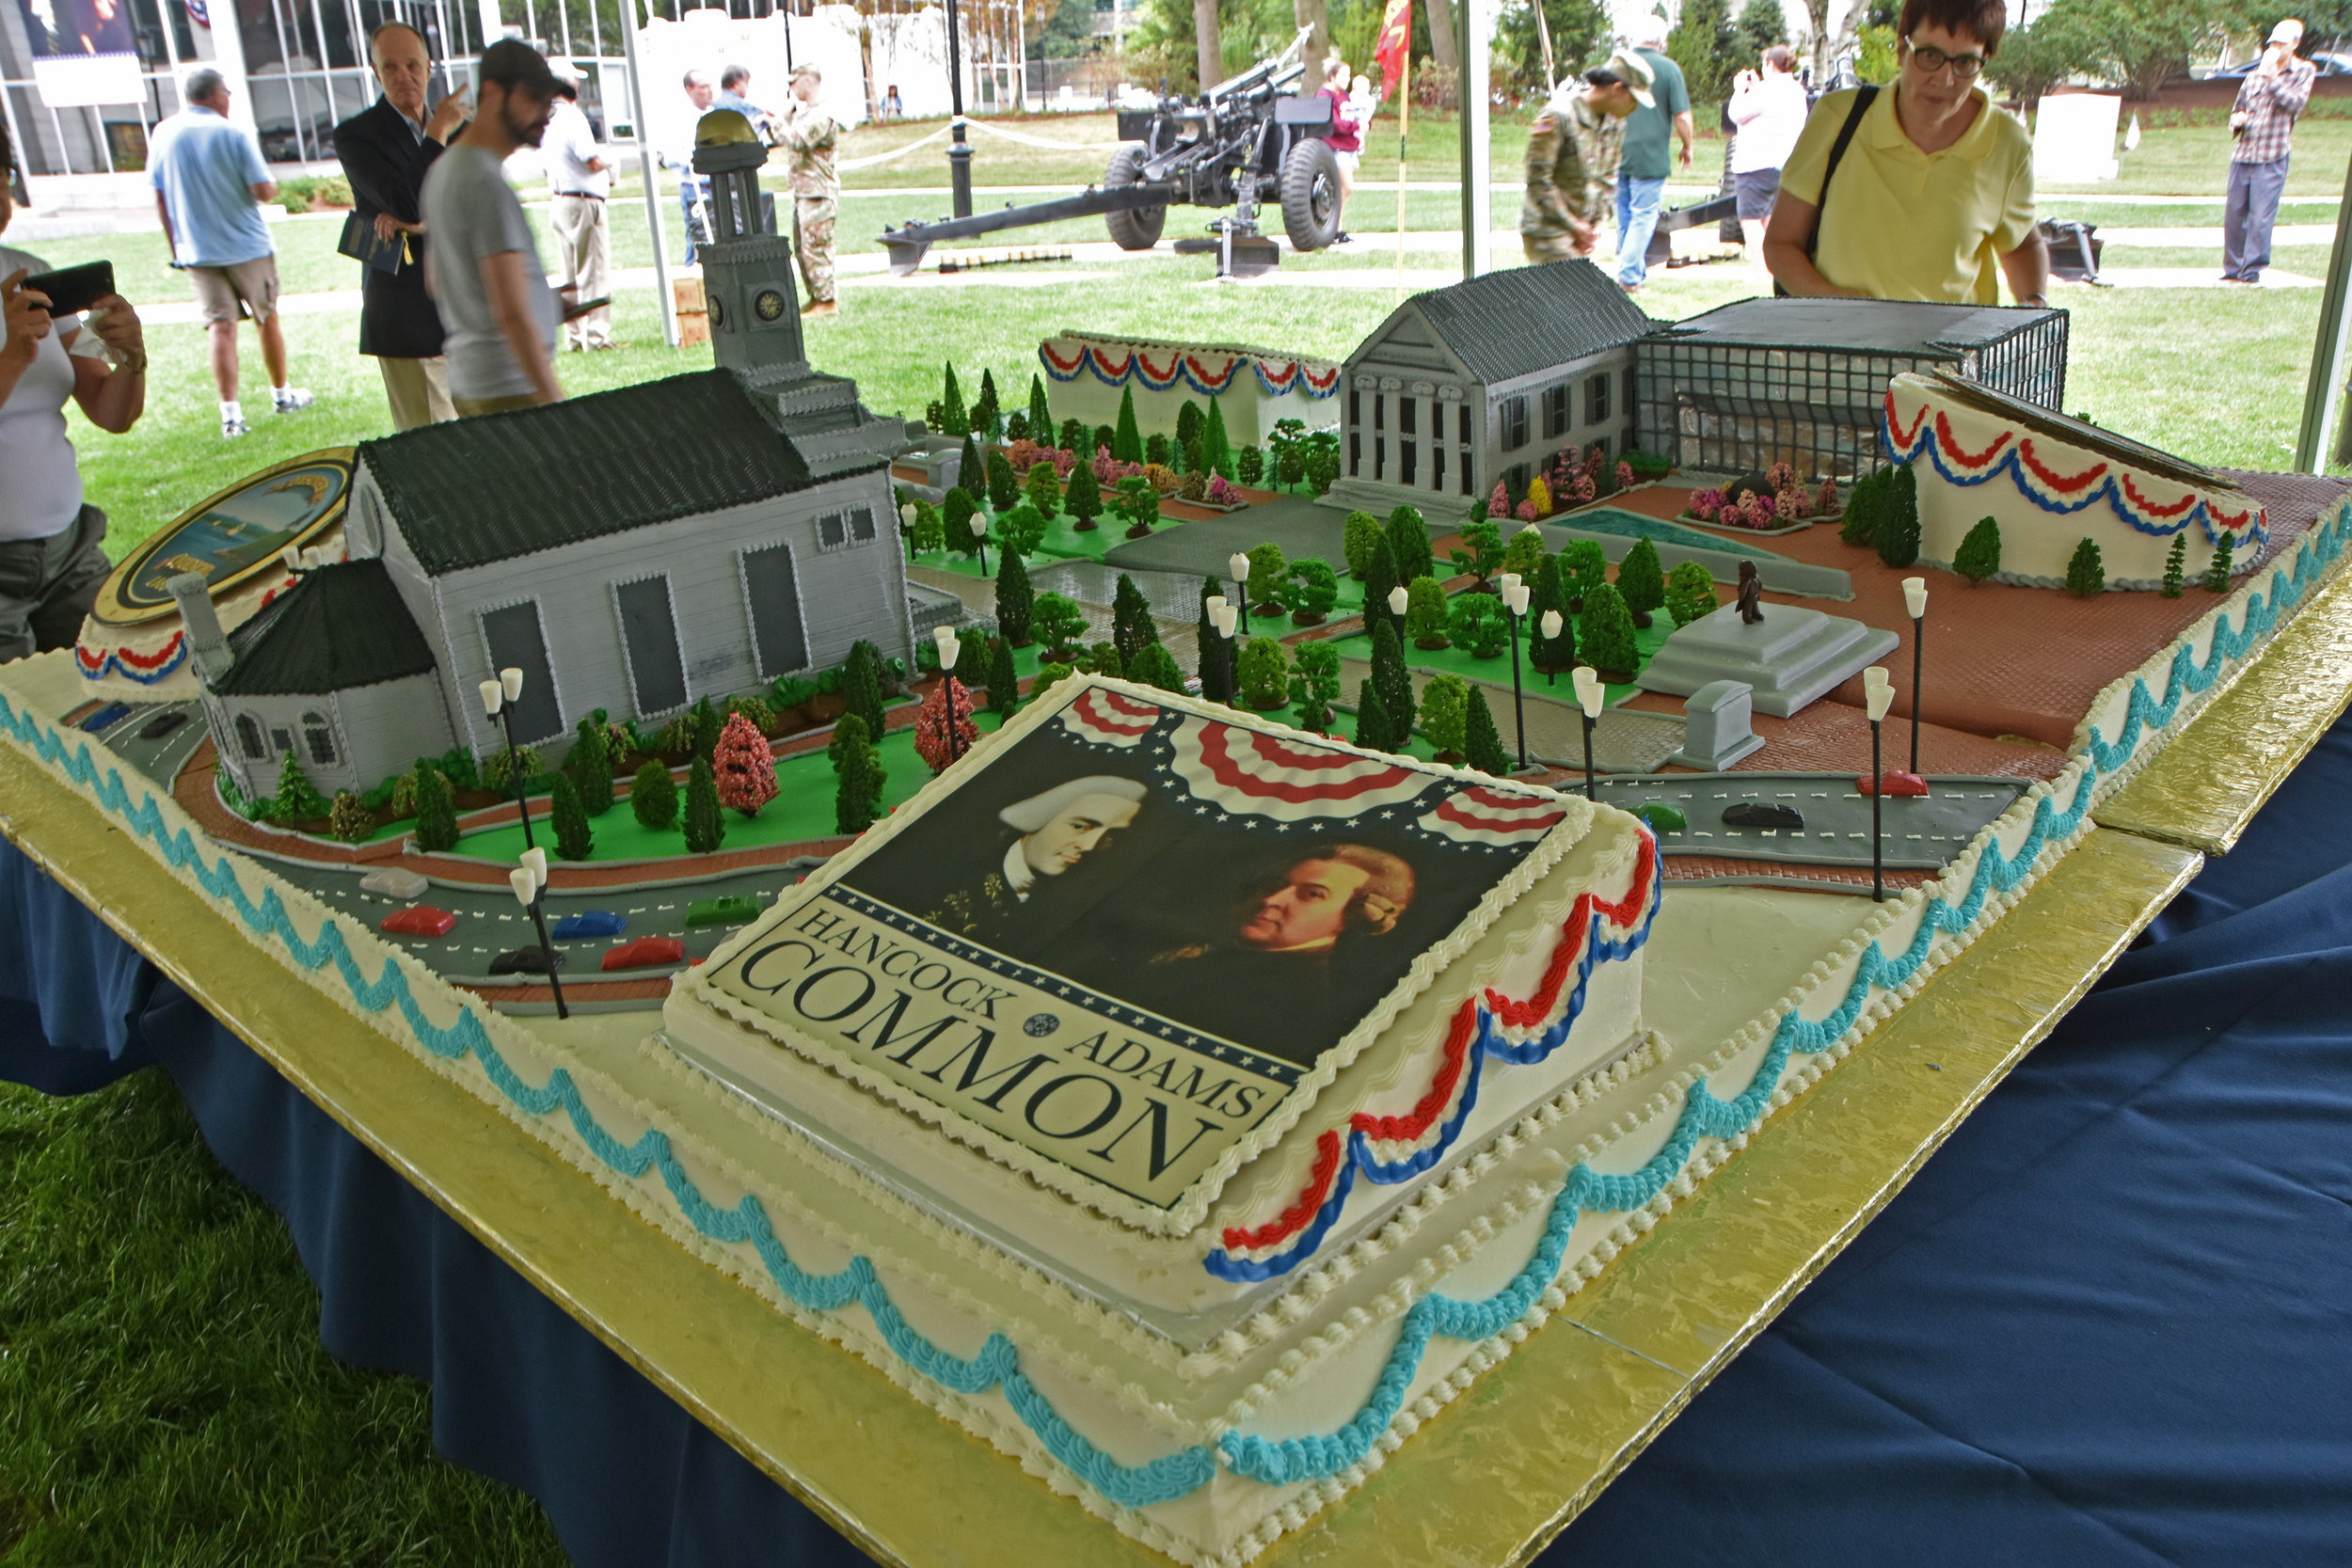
[679,677,1597,1231]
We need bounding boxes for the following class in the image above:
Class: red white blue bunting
[1038,337,1342,401]
[1057,685,1161,749]
[75,631,187,684]
[1414,784,1569,847]
[1883,388,2269,552]
[1166,716,1430,821]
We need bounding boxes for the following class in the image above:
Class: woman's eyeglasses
[1905,40,1986,78]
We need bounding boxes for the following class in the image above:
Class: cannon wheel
[1279,137,1342,251]
[1104,146,1167,251]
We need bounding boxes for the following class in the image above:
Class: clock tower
[692,111,808,379]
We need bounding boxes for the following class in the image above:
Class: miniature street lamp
[972,511,989,578]
[1540,610,1564,686]
[1865,667,1895,902]
[1212,600,1241,707]
[1230,551,1253,635]
[1572,665,1604,801]
[932,626,965,768]
[900,500,919,563]
[1502,577,1533,769]
[478,667,536,854]
[509,850,568,1019]
[1387,583,1408,641]
[1903,575,1929,779]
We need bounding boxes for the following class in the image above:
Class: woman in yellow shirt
[1763,0,2049,307]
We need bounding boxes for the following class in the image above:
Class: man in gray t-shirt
[421,40,564,413]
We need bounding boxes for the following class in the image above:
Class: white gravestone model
[1667,679,1767,769]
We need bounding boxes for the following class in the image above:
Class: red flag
[1373,0,1412,98]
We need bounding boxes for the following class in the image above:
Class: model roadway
[1590,772,2033,871]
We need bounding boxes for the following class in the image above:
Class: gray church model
[1324,263,2067,518]
[194,108,917,804]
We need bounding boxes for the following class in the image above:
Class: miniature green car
[1633,801,1688,833]
[685,895,761,928]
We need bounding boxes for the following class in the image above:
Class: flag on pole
[1374,0,1413,98]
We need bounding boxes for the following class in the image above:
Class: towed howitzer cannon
[879,27,1343,279]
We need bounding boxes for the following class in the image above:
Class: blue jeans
[1616,175,1666,287]
[2223,155,2288,280]
[677,172,710,265]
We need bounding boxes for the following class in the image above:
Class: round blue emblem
[1023,1012,1060,1037]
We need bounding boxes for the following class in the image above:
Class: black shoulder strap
[1807,84,1879,262]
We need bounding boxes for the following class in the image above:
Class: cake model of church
[187,108,919,805]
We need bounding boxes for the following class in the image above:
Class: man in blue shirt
[1613,15,1693,293]
[151,69,312,437]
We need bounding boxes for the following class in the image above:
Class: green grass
[0,1071,566,1564]
[1327,610,1679,706]
[2036,110,2352,198]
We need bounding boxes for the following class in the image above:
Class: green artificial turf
[0,1071,566,1565]
[1327,609,1677,708]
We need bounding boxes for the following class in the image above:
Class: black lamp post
[1573,665,1602,802]
[1230,551,1253,637]
[1867,668,1893,902]
[933,626,965,768]
[478,671,535,855]
[1502,575,1532,769]
[1540,609,1563,687]
[1902,575,1928,778]
[945,0,973,217]
[509,851,569,1020]
[1213,601,1240,708]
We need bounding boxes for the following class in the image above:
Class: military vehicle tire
[1104,146,1167,250]
[1279,138,1343,252]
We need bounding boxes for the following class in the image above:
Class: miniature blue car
[79,703,133,733]
[553,910,628,939]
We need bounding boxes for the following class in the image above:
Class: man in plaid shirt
[2224,18,2318,284]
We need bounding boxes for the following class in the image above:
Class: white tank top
[0,245,87,543]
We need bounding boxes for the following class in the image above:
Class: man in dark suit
[333,22,467,429]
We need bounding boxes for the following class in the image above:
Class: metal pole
[1870,718,1883,902]
[1508,607,1525,768]
[1909,613,1923,776]
[1580,711,1594,800]
[525,890,569,1016]
[1456,0,1488,279]
[617,0,678,345]
[945,0,971,216]
[498,705,538,853]
[2297,145,2352,470]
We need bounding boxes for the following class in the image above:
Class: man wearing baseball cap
[1614,14,1693,293]
[2225,19,2317,284]
[420,39,567,414]
[1520,51,1653,265]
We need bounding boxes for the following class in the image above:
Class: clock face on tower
[710,295,725,328]
[755,289,788,322]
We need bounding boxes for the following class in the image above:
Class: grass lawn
[1327,609,1679,707]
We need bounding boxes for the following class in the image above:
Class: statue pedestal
[1638,605,1899,719]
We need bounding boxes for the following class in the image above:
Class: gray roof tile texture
[215,559,437,696]
[1407,260,1654,384]
[358,370,827,575]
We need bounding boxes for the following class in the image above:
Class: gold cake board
[4,580,2350,1564]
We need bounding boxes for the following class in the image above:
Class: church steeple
[692,110,806,380]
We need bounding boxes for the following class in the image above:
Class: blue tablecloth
[6,709,2350,1566]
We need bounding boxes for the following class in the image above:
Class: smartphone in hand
[19,260,115,316]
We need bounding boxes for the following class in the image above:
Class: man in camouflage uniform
[1521,51,1653,266]
[776,64,839,317]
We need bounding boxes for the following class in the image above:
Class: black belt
[556,191,605,201]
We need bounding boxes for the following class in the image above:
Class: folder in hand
[337,212,410,275]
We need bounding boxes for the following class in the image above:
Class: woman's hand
[80,292,145,369]
[2,268,54,379]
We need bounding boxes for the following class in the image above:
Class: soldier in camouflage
[1520,51,1653,268]
[777,65,840,316]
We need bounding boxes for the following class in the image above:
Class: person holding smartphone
[2223,20,2317,285]
[0,121,147,663]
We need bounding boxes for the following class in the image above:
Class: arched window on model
[235,713,266,759]
[301,711,336,765]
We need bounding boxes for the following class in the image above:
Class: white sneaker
[273,387,314,414]
[222,414,249,438]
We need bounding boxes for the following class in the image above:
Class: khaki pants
[550,193,612,348]
[453,392,541,418]
[377,356,454,431]
[0,503,109,663]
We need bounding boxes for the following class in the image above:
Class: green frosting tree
[1289,641,1343,732]
[844,639,887,740]
[1665,560,1718,626]
[1560,538,1608,610]
[1616,536,1666,626]
[1128,641,1187,694]
[1369,619,1416,737]
[411,764,457,850]
[1245,542,1288,612]
[988,635,1022,716]
[1064,460,1102,531]
[1387,506,1433,585]
[995,550,1035,646]
[1406,577,1452,649]
[1530,553,1575,671]
[985,448,1020,514]
[1196,576,1232,705]
[1876,465,1922,568]
[274,752,328,822]
[997,500,1049,560]
[1463,684,1512,776]
[1032,592,1089,662]
[682,756,725,853]
[630,760,677,830]
[1579,582,1640,680]
[829,713,884,835]
[1025,461,1061,521]
[326,790,373,844]
[1361,533,1401,637]
[939,363,969,437]
[1954,515,2003,584]
[1113,574,1159,668]
[570,715,613,816]
[1237,636,1290,710]
[1343,511,1384,578]
[1354,680,1395,753]
[2204,534,2235,593]
[1448,592,1507,657]
[1838,467,1882,547]
[549,773,594,860]
[942,488,983,558]
[1281,558,1340,625]
[1202,396,1234,477]
[2066,536,2106,597]
[1026,372,1053,440]
[2161,532,2187,597]
[1421,674,1470,761]
[1112,385,1145,464]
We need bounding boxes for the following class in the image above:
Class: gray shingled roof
[358,370,833,576]
[215,559,437,696]
[1406,260,1653,385]
[1656,298,2054,356]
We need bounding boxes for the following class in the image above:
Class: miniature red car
[379,905,457,938]
[602,937,687,972]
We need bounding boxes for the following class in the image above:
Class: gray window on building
[1400,398,1416,436]
[1502,396,1529,451]
[1458,404,1472,446]
[479,601,565,744]
[1401,440,1417,487]
[1349,387,1360,427]
[235,714,265,759]
[615,576,690,717]
[818,512,849,550]
[1586,372,1610,425]
[1624,366,1638,428]
[270,726,294,756]
[740,542,810,681]
[1433,443,1445,494]
[849,506,877,545]
[1374,395,1385,433]
[1544,385,1568,438]
[302,711,336,765]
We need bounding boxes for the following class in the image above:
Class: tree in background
[1665,559,1719,626]
[904,498,945,555]
[1026,373,1053,441]
[1560,538,1608,610]
[1354,679,1396,753]
[1449,591,1508,657]
[1202,396,1235,478]
[1530,553,1575,671]
[1494,0,1610,94]
[1059,416,1089,455]
[988,636,1022,717]
[274,752,329,822]
[1236,636,1290,710]
[682,756,726,852]
[2204,534,2235,593]
[844,639,887,740]
[1025,461,1062,521]
[1282,558,1340,625]
[1876,464,1922,570]
[1388,505,1434,585]
[2066,536,2106,598]
[1579,581,1640,680]
[1343,511,1385,578]
[630,760,677,831]
[996,550,1036,646]
[713,712,777,816]
[549,773,594,859]
[1064,460,1103,531]
[1128,641,1188,694]
[1668,0,1734,105]
[1196,576,1232,704]
[1290,641,1343,733]
[997,500,1050,560]
[2161,532,2186,598]
[1616,536,1667,627]
[1245,542,1289,612]
[1421,674,1470,762]
[1370,617,1416,738]
[1448,519,1506,589]
[1839,467,1884,547]
[2052,0,2238,102]
[1463,685,1512,777]
[1954,516,2004,584]
[327,790,373,844]
[830,713,884,835]
[1406,577,1452,649]
[985,448,1021,514]
[1987,9,2090,111]
[939,363,969,437]
[1113,573,1160,669]
[913,678,979,774]
[570,714,613,816]
[1033,592,1089,663]
[1502,523,1546,579]
[973,368,1002,441]
[1177,400,1204,451]
[1361,532,1402,638]
[959,433,982,496]
[1113,385,1145,464]
[412,763,457,850]
[1736,0,1783,55]
[1237,445,1264,485]
[943,488,983,558]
